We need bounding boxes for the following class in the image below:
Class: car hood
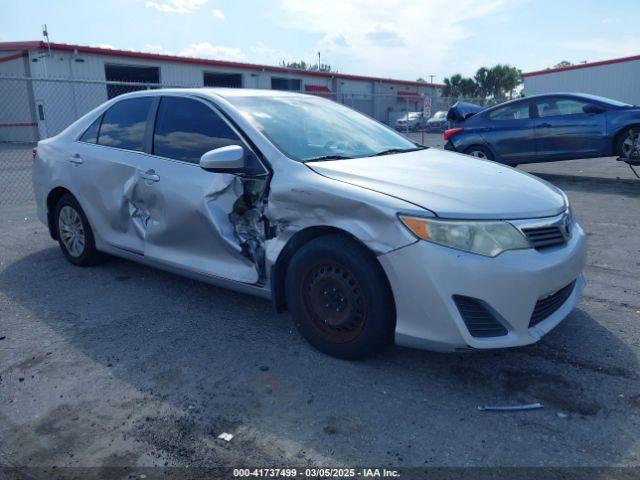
[307,149,567,219]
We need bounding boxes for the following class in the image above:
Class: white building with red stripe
[523,54,640,105]
[0,41,442,142]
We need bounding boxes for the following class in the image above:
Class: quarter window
[79,116,102,143]
[537,98,589,117]
[98,97,153,151]
[487,102,530,120]
[152,96,241,163]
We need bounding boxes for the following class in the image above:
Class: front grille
[529,281,576,327]
[522,226,566,249]
[453,295,508,338]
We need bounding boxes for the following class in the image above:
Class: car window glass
[79,116,102,143]
[153,96,241,163]
[487,102,530,120]
[98,97,153,151]
[537,98,589,117]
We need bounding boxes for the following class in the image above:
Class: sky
[2,0,639,82]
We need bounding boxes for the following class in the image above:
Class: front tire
[285,235,395,359]
[55,193,108,266]
[616,127,639,158]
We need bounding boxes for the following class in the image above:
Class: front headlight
[399,215,530,257]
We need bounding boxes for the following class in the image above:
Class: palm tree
[442,74,464,97]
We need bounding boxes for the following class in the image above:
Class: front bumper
[378,222,587,351]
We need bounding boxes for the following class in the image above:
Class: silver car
[33,88,586,359]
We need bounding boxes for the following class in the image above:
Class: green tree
[553,60,573,68]
[279,60,334,73]
[442,73,464,97]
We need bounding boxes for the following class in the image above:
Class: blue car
[444,93,639,165]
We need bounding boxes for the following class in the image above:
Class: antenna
[42,24,52,58]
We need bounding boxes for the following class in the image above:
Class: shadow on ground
[1,244,638,467]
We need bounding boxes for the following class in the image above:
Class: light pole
[318,52,321,71]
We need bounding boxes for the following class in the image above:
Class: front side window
[98,97,153,151]
[537,98,589,117]
[153,96,241,163]
[487,102,530,121]
[226,94,419,162]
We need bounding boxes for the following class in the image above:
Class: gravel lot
[1,135,639,471]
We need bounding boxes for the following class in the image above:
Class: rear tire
[285,234,395,359]
[464,145,494,161]
[54,193,108,266]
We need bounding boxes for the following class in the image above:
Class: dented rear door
[137,95,268,284]
[72,96,155,255]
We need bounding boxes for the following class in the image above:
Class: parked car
[444,93,640,164]
[426,111,448,132]
[33,89,586,359]
[395,111,425,131]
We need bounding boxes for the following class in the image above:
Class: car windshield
[226,95,420,162]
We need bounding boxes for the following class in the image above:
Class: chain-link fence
[0,74,501,208]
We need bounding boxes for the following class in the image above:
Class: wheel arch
[270,226,396,318]
[46,186,73,240]
[613,124,640,156]
[463,143,496,160]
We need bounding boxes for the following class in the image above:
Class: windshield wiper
[370,146,427,157]
[304,154,353,162]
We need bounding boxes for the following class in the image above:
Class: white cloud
[145,0,209,14]
[276,0,511,79]
[558,37,640,59]
[251,41,290,64]
[365,24,404,47]
[142,43,173,55]
[212,9,225,20]
[180,42,245,61]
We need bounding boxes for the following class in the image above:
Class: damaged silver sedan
[33,88,586,359]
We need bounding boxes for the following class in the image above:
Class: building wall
[524,60,640,105]
[6,47,441,139]
[0,53,38,142]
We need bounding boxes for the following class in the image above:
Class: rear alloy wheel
[464,145,494,161]
[55,193,108,266]
[285,234,395,359]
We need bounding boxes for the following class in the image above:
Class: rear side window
[488,102,530,121]
[537,98,588,117]
[79,116,102,143]
[98,97,153,151]
[152,96,241,163]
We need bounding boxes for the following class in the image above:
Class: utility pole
[318,51,321,71]
[428,74,436,84]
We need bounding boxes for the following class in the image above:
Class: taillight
[32,147,37,160]
[443,128,463,141]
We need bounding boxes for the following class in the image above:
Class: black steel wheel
[285,234,395,359]
[302,260,367,343]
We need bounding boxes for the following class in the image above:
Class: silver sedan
[33,88,586,358]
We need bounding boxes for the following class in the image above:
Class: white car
[395,112,425,131]
[32,88,586,359]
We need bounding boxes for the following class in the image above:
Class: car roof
[112,87,309,101]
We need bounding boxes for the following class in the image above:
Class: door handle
[536,123,552,128]
[69,153,83,165]
[139,170,160,182]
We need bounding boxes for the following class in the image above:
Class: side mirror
[200,145,245,171]
[583,103,605,114]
